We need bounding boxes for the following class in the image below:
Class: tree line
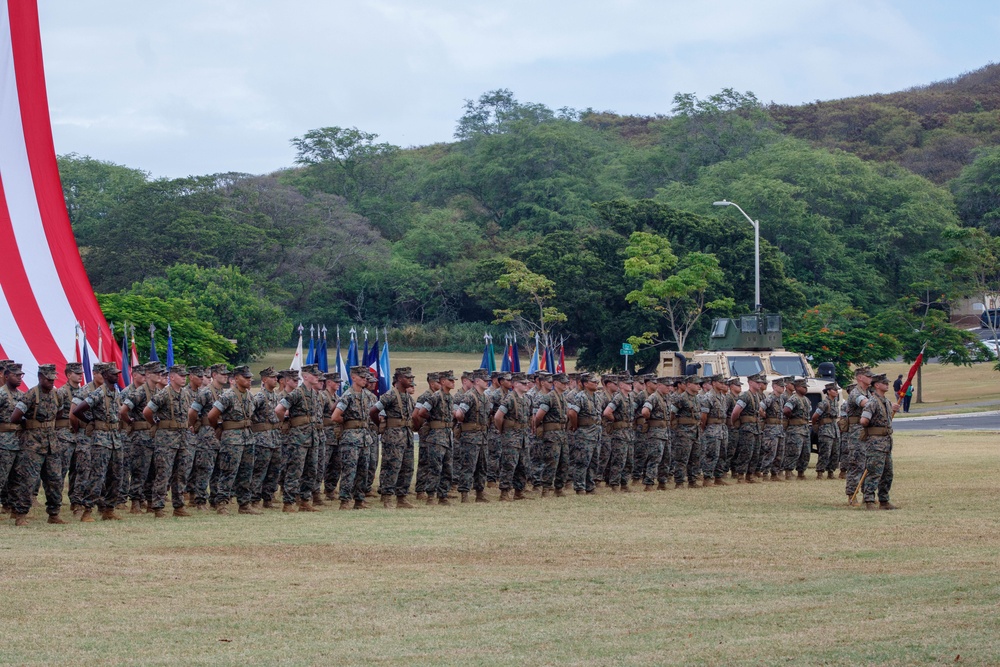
[61,79,1000,373]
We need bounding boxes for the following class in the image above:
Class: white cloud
[35,0,1000,177]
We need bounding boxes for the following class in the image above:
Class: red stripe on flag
[7,0,121,372]
[0,172,69,383]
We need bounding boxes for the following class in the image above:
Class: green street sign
[620,343,634,355]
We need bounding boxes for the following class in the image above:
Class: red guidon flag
[0,0,122,383]
[897,342,928,399]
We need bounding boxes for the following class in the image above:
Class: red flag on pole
[897,342,927,398]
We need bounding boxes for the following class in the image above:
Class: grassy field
[872,361,1000,407]
[2,431,998,665]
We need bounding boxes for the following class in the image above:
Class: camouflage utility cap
[38,364,57,380]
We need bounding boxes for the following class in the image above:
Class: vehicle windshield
[771,356,807,377]
[728,357,764,376]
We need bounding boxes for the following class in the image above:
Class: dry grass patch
[2,431,998,665]
[873,360,1000,406]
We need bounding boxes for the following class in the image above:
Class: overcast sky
[37,0,1000,179]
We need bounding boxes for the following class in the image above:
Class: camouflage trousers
[378,427,414,497]
[128,441,155,503]
[171,443,196,508]
[486,426,501,483]
[338,443,369,502]
[795,429,811,473]
[640,435,666,486]
[83,446,124,510]
[570,427,600,492]
[310,442,326,496]
[252,445,282,503]
[844,429,867,498]
[190,443,238,506]
[283,442,319,505]
[725,427,740,474]
[673,427,702,483]
[731,426,760,476]
[323,426,340,495]
[656,430,673,485]
[365,433,380,493]
[8,446,64,516]
[150,445,181,510]
[700,425,727,480]
[760,426,785,475]
[0,449,17,509]
[816,426,839,473]
[530,434,544,487]
[68,443,91,506]
[838,433,849,472]
[58,430,74,487]
[537,429,569,490]
[421,432,453,500]
[861,438,893,503]
[499,444,529,492]
[782,427,808,472]
[631,432,648,482]
[593,431,612,484]
[454,431,487,493]
[606,429,634,488]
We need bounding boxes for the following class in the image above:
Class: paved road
[893,410,1000,431]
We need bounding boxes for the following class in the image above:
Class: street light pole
[713,199,760,312]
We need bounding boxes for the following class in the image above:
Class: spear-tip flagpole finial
[298,323,304,335]
[149,323,155,335]
[167,323,172,335]
[310,324,315,336]
[363,328,369,340]
[321,325,328,337]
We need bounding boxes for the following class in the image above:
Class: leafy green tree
[126,264,290,362]
[951,146,1000,233]
[491,259,567,340]
[97,293,234,365]
[58,153,149,233]
[783,304,902,385]
[623,232,733,351]
[454,89,555,140]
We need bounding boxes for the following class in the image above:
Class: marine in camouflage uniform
[526,375,544,489]
[68,370,103,512]
[484,373,508,486]
[630,375,651,486]
[730,374,765,483]
[116,364,145,503]
[361,371,380,498]
[0,361,22,521]
[187,364,230,509]
[413,370,456,504]
[534,372,570,496]
[759,377,788,481]
[859,373,899,509]
[318,373,342,503]
[332,366,373,509]
[413,372,440,499]
[602,375,636,491]
[836,386,852,478]
[699,375,730,486]
[811,382,841,479]
[781,378,812,478]
[670,376,702,487]
[845,368,874,503]
[55,362,83,506]
[277,364,325,511]
[655,379,679,490]
[494,372,532,500]
[71,363,125,521]
[144,365,193,516]
[590,375,615,486]
[250,367,283,507]
[119,363,160,510]
[453,369,491,502]
[567,373,602,494]
[174,366,202,511]
[373,368,416,508]
[205,365,256,513]
[639,378,671,489]
[8,365,67,524]
[725,379,742,477]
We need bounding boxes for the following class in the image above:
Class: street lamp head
[713,200,731,206]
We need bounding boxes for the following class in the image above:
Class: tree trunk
[916,364,923,404]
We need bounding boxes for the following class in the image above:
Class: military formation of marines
[0,356,901,526]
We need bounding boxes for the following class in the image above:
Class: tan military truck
[658,313,834,409]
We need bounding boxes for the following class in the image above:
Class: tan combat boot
[486,481,497,489]
[437,497,451,506]
[785,471,792,480]
[129,499,143,514]
[797,471,806,480]
[498,489,511,502]
[864,501,878,511]
[475,490,490,503]
[816,471,824,480]
[298,499,320,512]
[576,489,585,495]
[702,477,713,488]
[381,494,395,509]
[338,500,352,511]
[415,492,427,502]
[675,481,685,489]
[100,508,123,521]
[745,473,756,484]
[396,496,415,509]
[48,513,68,524]
[80,508,95,522]
[173,506,192,517]
[72,505,84,520]
[621,484,631,493]
[714,478,728,486]
[879,501,899,510]
[827,470,835,479]
[312,492,325,507]
[262,499,274,509]
[238,503,262,515]
[354,499,369,510]
[513,489,533,500]
[658,481,667,491]
[688,480,700,488]
[460,492,470,503]
[13,513,28,526]
[554,488,565,497]
[540,488,550,498]
[153,508,167,518]
[839,470,846,479]
[282,503,298,513]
